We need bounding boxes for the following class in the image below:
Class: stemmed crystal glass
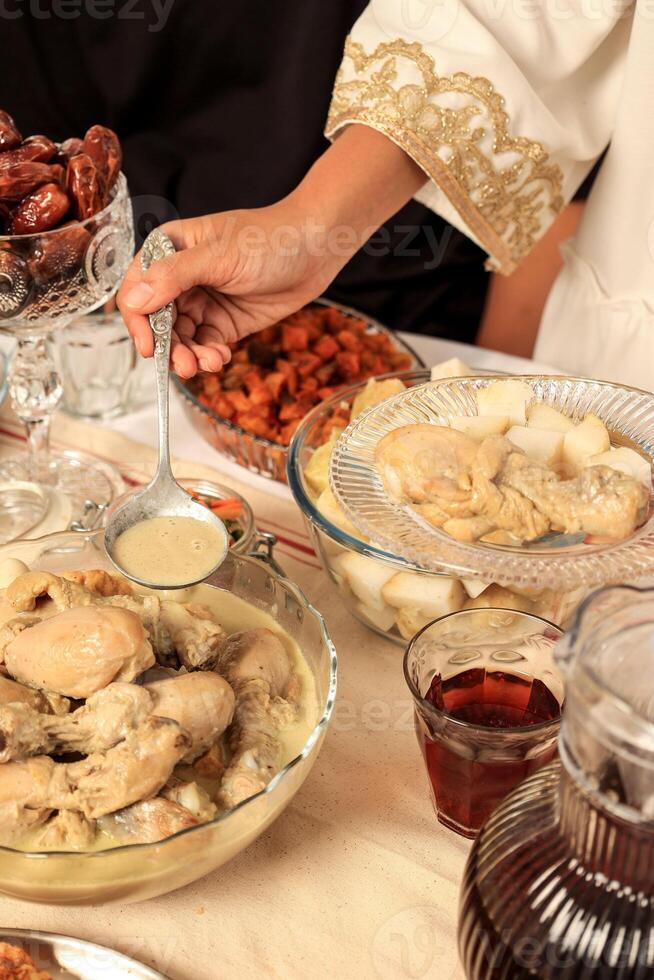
[0,173,134,541]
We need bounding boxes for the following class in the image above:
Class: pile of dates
[0,110,122,236]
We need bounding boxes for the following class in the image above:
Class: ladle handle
[140,228,177,481]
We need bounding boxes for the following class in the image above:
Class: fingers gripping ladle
[105,229,229,589]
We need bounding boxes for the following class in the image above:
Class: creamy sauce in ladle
[112,515,228,587]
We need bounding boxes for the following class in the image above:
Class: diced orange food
[191,304,412,445]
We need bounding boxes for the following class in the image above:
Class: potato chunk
[506,425,564,466]
[460,577,491,599]
[316,487,359,538]
[395,606,434,640]
[304,442,332,496]
[431,357,474,381]
[562,414,610,471]
[336,553,397,611]
[355,601,396,633]
[586,447,652,488]
[352,378,406,419]
[477,380,532,426]
[450,415,509,440]
[382,573,463,619]
[527,403,574,433]
[463,584,534,613]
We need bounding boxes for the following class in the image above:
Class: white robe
[325,1,653,390]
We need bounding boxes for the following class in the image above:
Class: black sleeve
[573,152,605,201]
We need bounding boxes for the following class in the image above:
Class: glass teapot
[458,585,654,979]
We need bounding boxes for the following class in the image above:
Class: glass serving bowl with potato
[287,366,587,647]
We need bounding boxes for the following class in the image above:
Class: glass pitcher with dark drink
[459,585,654,979]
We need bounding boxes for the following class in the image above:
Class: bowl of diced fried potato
[287,361,589,647]
[173,299,423,482]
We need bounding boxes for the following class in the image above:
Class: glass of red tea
[404,608,564,839]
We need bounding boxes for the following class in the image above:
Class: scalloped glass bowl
[330,376,654,593]
[288,372,584,647]
[174,299,424,483]
[0,529,337,906]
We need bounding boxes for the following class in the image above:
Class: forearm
[477,201,585,358]
[289,125,426,253]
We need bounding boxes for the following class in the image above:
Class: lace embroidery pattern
[326,38,564,273]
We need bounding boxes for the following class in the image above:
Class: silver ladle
[105,228,229,589]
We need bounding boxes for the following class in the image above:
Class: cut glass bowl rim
[329,375,654,591]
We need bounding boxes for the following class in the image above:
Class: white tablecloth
[0,334,558,980]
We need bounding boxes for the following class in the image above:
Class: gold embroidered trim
[326,38,565,274]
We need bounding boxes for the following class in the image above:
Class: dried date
[56,137,84,163]
[82,124,122,193]
[0,135,56,167]
[66,153,103,220]
[0,111,22,151]
[28,221,90,280]
[0,162,59,202]
[49,164,66,187]
[9,183,70,235]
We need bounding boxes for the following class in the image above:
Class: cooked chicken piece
[101,592,176,661]
[3,571,224,671]
[470,438,551,541]
[98,797,199,844]
[162,778,217,821]
[0,684,154,762]
[4,606,155,699]
[6,571,93,613]
[30,810,96,851]
[191,742,225,780]
[140,666,179,684]
[440,516,496,542]
[104,595,223,670]
[215,629,298,809]
[378,425,649,543]
[375,425,478,506]
[0,801,50,846]
[501,456,649,539]
[0,675,69,716]
[0,716,190,819]
[158,601,226,669]
[0,614,41,664]
[216,628,294,694]
[145,671,235,761]
[61,569,133,598]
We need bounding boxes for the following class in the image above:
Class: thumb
[119,242,218,313]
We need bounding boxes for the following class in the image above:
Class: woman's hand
[117,199,343,378]
[117,126,426,377]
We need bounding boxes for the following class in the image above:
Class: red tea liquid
[418,668,561,837]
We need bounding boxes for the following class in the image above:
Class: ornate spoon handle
[140,228,176,481]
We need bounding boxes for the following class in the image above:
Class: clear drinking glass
[0,173,134,538]
[53,311,135,419]
[404,608,564,838]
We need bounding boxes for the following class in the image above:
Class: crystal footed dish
[0,528,337,906]
[329,376,654,592]
[287,371,584,646]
